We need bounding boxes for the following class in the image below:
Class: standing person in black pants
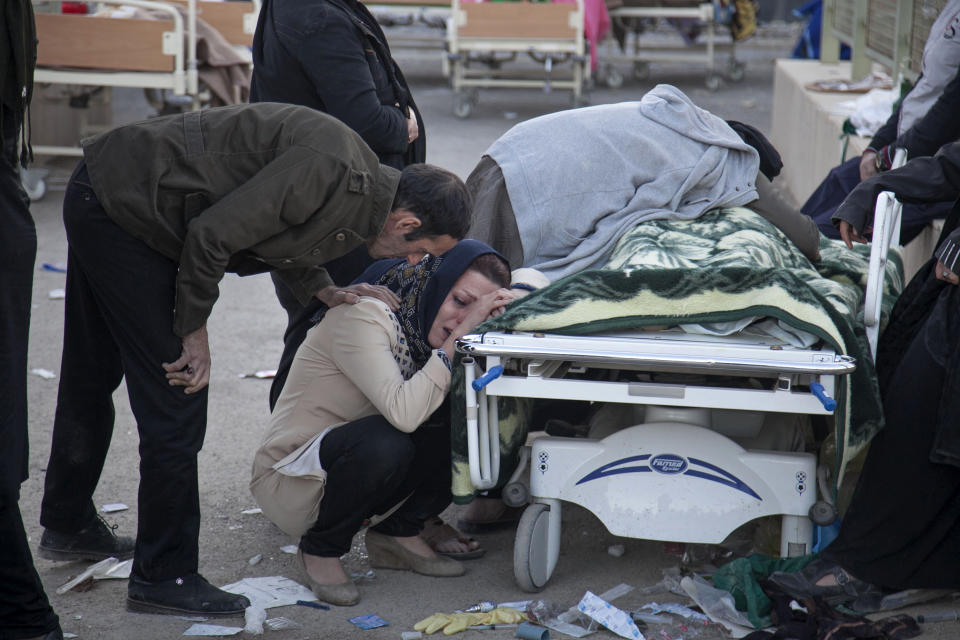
[0,1,62,637]
[250,0,426,411]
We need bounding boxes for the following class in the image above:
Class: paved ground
[19,22,960,640]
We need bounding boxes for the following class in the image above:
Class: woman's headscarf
[350,239,504,367]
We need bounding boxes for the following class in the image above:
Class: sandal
[767,557,881,606]
[420,518,486,560]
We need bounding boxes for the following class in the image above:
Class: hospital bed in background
[445,0,589,118]
[30,0,257,155]
[600,0,744,91]
[455,192,904,591]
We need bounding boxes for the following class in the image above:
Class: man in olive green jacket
[37,102,470,617]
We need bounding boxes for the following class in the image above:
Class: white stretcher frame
[455,189,903,591]
[445,0,589,118]
[864,147,907,359]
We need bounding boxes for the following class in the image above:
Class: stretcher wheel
[514,503,553,592]
[705,73,721,91]
[603,65,624,89]
[632,61,650,80]
[502,481,529,508]
[727,60,746,82]
[453,98,473,119]
[809,500,838,526]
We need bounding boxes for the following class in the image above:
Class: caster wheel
[632,60,650,80]
[514,503,553,592]
[603,65,624,89]
[728,60,745,82]
[453,97,473,119]
[705,73,721,91]
[809,500,838,526]
[502,481,529,508]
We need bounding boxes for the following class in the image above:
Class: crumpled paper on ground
[577,591,644,640]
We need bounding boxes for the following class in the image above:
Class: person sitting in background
[770,141,960,604]
[800,0,960,245]
[466,84,821,282]
[250,241,514,607]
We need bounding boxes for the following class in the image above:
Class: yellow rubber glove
[442,612,483,635]
[414,613,452,634]
[485,608,526,625]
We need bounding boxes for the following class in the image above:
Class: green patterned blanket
[450,207,904,503]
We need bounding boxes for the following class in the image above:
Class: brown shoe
[365,530,465,577]
[297,549,359,607]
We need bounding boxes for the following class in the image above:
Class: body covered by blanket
[450,207,903,503]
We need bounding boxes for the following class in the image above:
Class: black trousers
[299,414,452,557]
[0,108,60,639]
[40,164,208,581]
[268,245,373,411]
[824,315,960,590]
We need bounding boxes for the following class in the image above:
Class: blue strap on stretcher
[472,365,504,391]
[809,381,837,412]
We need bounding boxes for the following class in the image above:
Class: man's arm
[833,140,960,243]
[173,145,358,337]
[892,69,960,160]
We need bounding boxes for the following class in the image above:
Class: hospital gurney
[600,1,744,91]
[445,0,589,118]
[455,197,903,592]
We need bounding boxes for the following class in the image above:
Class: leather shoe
[768,557,881,606]
[23,629,63,640]
[365,529,465,577]
[297,549,359,607]
[127,573,250,616]
[39,515,135,562]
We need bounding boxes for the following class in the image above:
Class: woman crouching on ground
[250,240,513,606]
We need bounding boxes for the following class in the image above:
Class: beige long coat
[250,299,450,537]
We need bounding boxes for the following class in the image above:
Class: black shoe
[23,629,63,640]
[768,557,881,606]
[127,573,250,616]
[38,515,135,562]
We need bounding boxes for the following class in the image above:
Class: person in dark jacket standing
[250,0,427,410]
[0,1,63,638]
[770,141,960,604]
[36,103,470,617]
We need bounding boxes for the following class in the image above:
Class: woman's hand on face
[439,288,516,355]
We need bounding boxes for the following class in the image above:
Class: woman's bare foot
[301,552,349,585]
[421,517,483,555]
